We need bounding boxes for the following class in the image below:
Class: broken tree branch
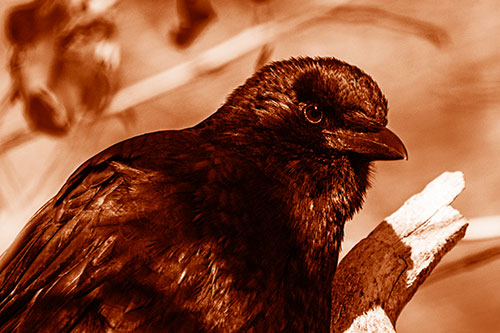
[331,171,468,332]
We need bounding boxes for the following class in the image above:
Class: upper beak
[327,127,408,161]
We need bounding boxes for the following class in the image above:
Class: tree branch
[331,171,468,332]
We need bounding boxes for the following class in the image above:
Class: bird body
[0,57,406,331]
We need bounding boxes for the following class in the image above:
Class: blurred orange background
[1,0,499,331]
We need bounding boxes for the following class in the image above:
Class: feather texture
[0,57,406,331]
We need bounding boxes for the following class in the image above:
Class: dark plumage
[0,57,407,331]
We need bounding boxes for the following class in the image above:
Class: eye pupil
[303,105,323,124]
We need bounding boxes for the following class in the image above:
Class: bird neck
[262,152,370,328]
[279,153,369,275]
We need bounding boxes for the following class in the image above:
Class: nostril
[25,91,70,135]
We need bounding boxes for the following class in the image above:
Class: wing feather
[0,131,204,331]
[0,130,249,331]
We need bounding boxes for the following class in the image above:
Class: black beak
[328,127,408,161]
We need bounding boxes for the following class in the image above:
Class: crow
[0,57,407,332]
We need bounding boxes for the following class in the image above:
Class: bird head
[290,58,407,162]
[207,57,406,171]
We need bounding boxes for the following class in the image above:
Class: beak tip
[397,144,409,161]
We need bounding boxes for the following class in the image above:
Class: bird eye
[303,104,323,124]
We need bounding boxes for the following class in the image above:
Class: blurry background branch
[0,0,451,155]
[331,172,468,332]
